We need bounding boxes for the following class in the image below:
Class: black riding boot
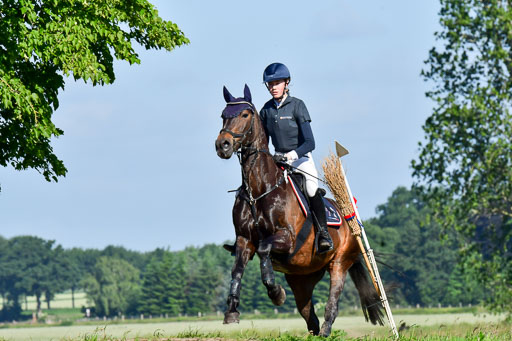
[310,189,334,253]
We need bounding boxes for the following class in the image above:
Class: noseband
[220,113,255,142]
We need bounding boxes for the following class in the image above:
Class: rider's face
[266,80,287,99]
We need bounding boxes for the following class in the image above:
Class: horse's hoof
[223,311,240,324]
[270,285,286,306]
[309,329,320,336]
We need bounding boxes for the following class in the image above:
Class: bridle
[220,102,285,227]
[219,101,257,145]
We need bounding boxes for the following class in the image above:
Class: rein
[236,147,285,228]
[279,162,327,184]
[236,147,284,205]
[223,109,285,228]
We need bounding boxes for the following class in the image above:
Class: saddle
[288,172,342,227]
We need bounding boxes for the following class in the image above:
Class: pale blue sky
[0,1,440,251]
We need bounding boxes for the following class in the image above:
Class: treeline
[0,187,484,322]
[364,187,484,307]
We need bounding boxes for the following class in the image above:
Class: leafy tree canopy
[82,256,141,317]
[0,0,189,182]
[366,187,483,307]
[414,0,512,313]
[0,235,70,319]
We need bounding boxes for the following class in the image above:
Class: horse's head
[215,84,257,159]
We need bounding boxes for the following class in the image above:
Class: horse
[214,85,383,336]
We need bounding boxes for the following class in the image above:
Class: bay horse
[215,85,383,336]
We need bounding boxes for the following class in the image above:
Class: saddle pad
[324,197,342,227]
[288,176,342,227]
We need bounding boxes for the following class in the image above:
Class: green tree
[183,251,224,315]
[414,0,512,313]
[44,245,73,309]
[366,187,483,307]
[0,236,69,319]
[0,0,188,182]
[62,248,92,309]
[138,251,185,317]
[0,235,8,299]
[9,236,54,316]
[0,235,23,321]
[101,245,149,272]
[163,253,187,316]
[139,258,166,315]
[82,256,141,317]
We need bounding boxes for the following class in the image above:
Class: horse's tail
[348,260,385,326]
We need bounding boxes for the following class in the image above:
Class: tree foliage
[139,251,186,316]
[82,256,141,317]
[414,0,512,312]
[0,236,70,320]
[0,0,189,182]
[365,187,483,307]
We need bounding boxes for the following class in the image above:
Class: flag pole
[334,141,399,339]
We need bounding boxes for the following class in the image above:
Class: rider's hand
[285,150,298,162]
[272,153,287,163]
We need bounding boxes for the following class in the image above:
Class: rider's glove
[285,150,298,162]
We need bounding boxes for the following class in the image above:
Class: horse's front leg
[258,237,286,306]
[224,235,255,324]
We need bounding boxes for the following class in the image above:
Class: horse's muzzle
[215,136,234,159]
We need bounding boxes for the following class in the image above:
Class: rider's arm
[294,121,315,158]
[289,99,314,159]
[259,109,270,144]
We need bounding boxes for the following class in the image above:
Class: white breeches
[289,152,319,197]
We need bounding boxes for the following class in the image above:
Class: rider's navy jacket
[260,95,315,157]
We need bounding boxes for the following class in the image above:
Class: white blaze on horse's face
[215,109,254,159]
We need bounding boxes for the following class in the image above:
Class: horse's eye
[242,113,249,118]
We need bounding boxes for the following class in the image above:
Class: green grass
[388,306,484,316]
[0,306,489,330]
[0,317,509,341]
[54,322,510,340]
[161,322,512,340]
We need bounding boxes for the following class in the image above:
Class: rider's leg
[309,189,333,253]
[292,154,333,253]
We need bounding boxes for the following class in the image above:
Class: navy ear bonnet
[221,84,255,119]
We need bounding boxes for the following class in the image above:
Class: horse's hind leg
[319,260,349,337]
[224,236,256,324]
[257,237,286,306]
[285,270,325,335]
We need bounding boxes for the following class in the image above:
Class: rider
[259,62,333,253]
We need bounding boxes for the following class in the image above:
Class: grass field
[0,312,507,340]
[0,292,88,311]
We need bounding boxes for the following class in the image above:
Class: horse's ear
[243,84,252,103]
[223,86,235,103]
